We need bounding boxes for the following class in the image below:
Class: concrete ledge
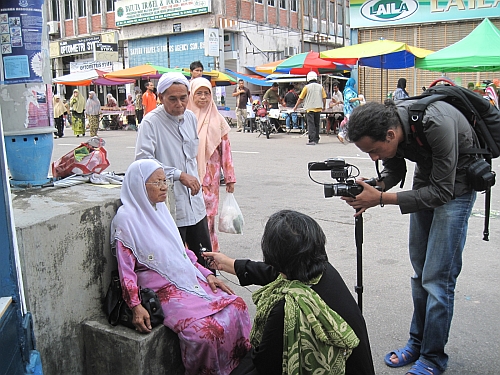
[82,318,184,375]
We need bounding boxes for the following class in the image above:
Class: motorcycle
[252,101,273,139]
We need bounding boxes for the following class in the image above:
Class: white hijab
[111,159,208,298]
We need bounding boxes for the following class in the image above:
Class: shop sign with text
[115,0,211,26]
[350,0,500,28]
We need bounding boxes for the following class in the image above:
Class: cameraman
[342,100,476,375]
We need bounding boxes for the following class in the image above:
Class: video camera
[308,158,378,198]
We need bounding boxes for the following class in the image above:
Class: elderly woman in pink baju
[187,77,236,252]
[111,159,251,374]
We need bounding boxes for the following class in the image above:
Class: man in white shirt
[135,72,212,265]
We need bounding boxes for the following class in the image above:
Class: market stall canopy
[415,18,500,72]
[105,64,189,79]
[52,69,135,86]
[274,51,348,74]
[320,39,433,69]
[255,60,286,74]
[244,66,269,77]
[210,70,237,86]
[181,68,237,86]
[225,69,273,86]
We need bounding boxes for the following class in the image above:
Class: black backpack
[404,85,499,240]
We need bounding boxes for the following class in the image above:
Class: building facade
[348,0,500,101]
[47,0,351,103]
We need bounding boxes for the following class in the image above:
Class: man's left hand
[206,274,234,295]
[179,172,200,195]
[341,179,380,216]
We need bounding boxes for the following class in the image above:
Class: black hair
[261,210,328,282]
[288,85,294,91]
[272,82,279,87]
[347,100,401,143]
[190,61,204,71]
[238,79,244,83]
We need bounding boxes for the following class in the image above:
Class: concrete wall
[12,182,174,375]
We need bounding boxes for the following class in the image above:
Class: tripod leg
[355,211,364,313]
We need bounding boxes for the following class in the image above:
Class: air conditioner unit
[47,21,59,35]
[284,46,296,57]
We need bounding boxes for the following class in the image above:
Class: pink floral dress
[116,240,251,375]
[202,134,236,252]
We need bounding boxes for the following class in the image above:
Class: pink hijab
[187,77,231,180]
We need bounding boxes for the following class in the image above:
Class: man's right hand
[179,172,200,195]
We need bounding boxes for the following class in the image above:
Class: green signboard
[115,0,211,26]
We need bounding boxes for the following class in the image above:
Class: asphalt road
[52,126,500,375]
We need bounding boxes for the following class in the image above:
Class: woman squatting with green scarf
[203,210,375,375]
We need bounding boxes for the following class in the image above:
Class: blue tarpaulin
[225,69,273,86]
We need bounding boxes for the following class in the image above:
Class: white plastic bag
[218,193,244,234]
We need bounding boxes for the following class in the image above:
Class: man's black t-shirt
[283,90,298,107]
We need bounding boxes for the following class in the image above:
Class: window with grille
[291,0,297,11]
[280,0,286,9]
[78,0,87,17]
[107,0,115,12]
[64,0,73,19]
[268,0,275,6]
[51,0,60,20]
[92,0,101,14]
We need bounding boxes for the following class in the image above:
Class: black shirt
[283,90,298,107]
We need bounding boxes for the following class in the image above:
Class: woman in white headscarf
[85,91,101,137]
[187,77,236,253]
[53,94,66,138]
[70,89,86,137]
[111,159,251,375]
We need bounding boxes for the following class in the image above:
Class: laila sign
[361,0,418,22]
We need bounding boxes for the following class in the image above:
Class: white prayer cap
[157,72,189,94]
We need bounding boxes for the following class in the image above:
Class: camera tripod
[354,208,364,313]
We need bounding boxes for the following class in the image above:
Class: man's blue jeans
[406,191,476,372]
[285,112,298,128]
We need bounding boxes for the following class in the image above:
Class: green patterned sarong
[251,274,359,375]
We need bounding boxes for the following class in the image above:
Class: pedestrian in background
[282,85,299,130]
[142,81,157,115]
[85,91,101,137]
[233,79,251,132]
[327,81,344,135]
[189,60,204,80]
[70,89,86,137]
[188,77,236,253]
[393,78,409,100]
[293,71,326,145]
[53,94,66,139]
[134,86,143,125]
[124,93,136,130]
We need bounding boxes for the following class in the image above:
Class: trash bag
[218,193,244,234]
[52,142,110,178]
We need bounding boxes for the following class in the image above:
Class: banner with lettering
[115,0,211,26]
[0,0,44,84]
[350,0,500,28]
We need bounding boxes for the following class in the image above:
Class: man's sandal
[384,345,419,368]
[406,360,444,375]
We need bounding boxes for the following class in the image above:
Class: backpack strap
[408,94,448,150]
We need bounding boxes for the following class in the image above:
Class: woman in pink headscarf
[188,77,236,252]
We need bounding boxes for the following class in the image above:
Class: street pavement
[52,126,500,375]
